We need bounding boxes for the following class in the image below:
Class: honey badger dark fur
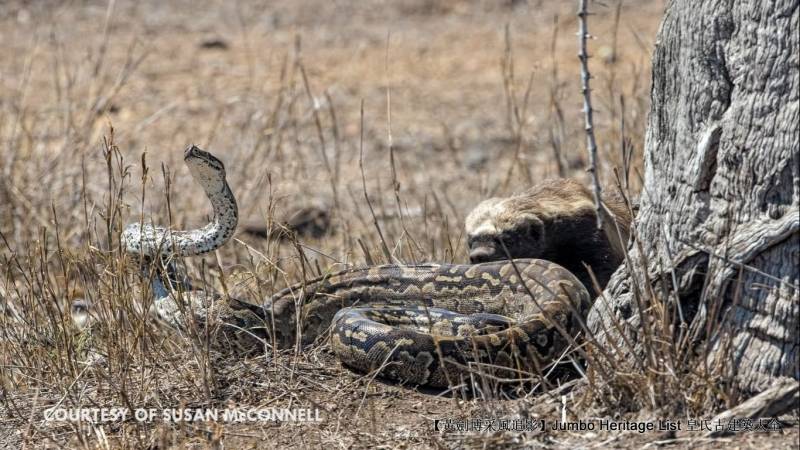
[465,178,632,294]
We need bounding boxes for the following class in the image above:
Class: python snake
[122,147,592,387]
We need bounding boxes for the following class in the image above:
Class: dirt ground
[0,0,797,448]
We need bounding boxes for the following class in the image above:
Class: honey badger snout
[469,237,499,263]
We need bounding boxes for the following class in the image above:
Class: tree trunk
[587,0,799,395]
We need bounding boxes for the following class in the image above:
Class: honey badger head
[464,178,631,293]
[465,198,546,263]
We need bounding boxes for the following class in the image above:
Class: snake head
[184,145,228,193]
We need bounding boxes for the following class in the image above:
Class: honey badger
[465,178,632,294]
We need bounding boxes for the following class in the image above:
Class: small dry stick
[358,100,393,262]
[577,0,603,230]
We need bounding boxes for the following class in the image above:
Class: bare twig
[358,100,393,263]
[577,0,603,230]
[548,14,567,178]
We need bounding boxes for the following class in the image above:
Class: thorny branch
[577,0,603,230]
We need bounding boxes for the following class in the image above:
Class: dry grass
[1,1,796,448]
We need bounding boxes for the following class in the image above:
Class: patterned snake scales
[122,147,591,387]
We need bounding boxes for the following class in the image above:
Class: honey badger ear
[518,214,545,243]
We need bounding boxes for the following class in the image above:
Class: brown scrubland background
[1,1,796,448]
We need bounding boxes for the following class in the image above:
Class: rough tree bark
[587,0,799,395]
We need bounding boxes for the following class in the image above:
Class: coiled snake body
[123,147,591,387]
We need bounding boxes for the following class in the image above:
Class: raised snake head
[184,145,228,198]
